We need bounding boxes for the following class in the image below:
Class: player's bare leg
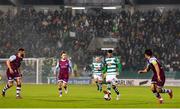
[63,82,68,94]
[2,80,13,97]
[151,84,163,104]
[16,77,22,99]
[58,81,63,97]
[98,80,102,92]
[94,78,99,91]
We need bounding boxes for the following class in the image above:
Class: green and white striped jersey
[104,57,120,75]
[91,62,103,75]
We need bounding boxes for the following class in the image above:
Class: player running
[138,49,173,104]
[103,50,122,100]
[54,51,72,97]
[91,56,104,92]
[1,48,25,99]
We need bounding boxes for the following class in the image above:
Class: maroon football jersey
[147,57,165,79]
[59,59,70,74]
[9,55,23,70]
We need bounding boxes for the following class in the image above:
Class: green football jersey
[91,62,103,75]
[104,57,122,75]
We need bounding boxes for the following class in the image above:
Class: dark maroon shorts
[6,69,21,81]
[58,72,69,83]
[151,75,165,87]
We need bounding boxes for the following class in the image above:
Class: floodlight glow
[72,7,85,9]
[103,7,117,9]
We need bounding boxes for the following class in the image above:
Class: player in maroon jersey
[1,48,25,99]
[138,49,173,104]
[54,51,72,97]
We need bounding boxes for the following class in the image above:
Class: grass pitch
[0,84,180,108]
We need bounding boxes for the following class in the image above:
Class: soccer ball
[104,94,111,101]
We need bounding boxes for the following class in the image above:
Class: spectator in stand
[0,7,179,71]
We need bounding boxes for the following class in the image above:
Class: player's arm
[102,64,107,79]
[6,55,16,74]
[6,60,13,73]
[151,61,161,81]
[138,68,148,74]
[102,61,107,74]
[68,60,72,73]
[117,64,122,73]
[90,64,94,74]
[115,57,122,75]
[17,68,22,77]
[54,62,59,75]
[138,65,150,74]
[138,61,151,74]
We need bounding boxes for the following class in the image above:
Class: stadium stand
[0,7,179,72]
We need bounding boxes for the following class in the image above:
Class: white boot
[116,94,120,100]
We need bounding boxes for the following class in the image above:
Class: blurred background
[0,0,179,84]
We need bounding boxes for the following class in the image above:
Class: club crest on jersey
[108,63,112,66]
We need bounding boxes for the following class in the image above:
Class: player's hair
[18,48,25,51]
[107,50,113,53]
[60,51,66,56]
[144,49,153,56]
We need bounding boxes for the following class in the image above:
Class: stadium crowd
[0,7,179,72]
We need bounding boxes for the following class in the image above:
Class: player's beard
[21,54,25,58]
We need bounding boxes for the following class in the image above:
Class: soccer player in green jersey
[91,56,104,92]
[103,50,122,100]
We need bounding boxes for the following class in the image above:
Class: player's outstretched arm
[138,67,148,74]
